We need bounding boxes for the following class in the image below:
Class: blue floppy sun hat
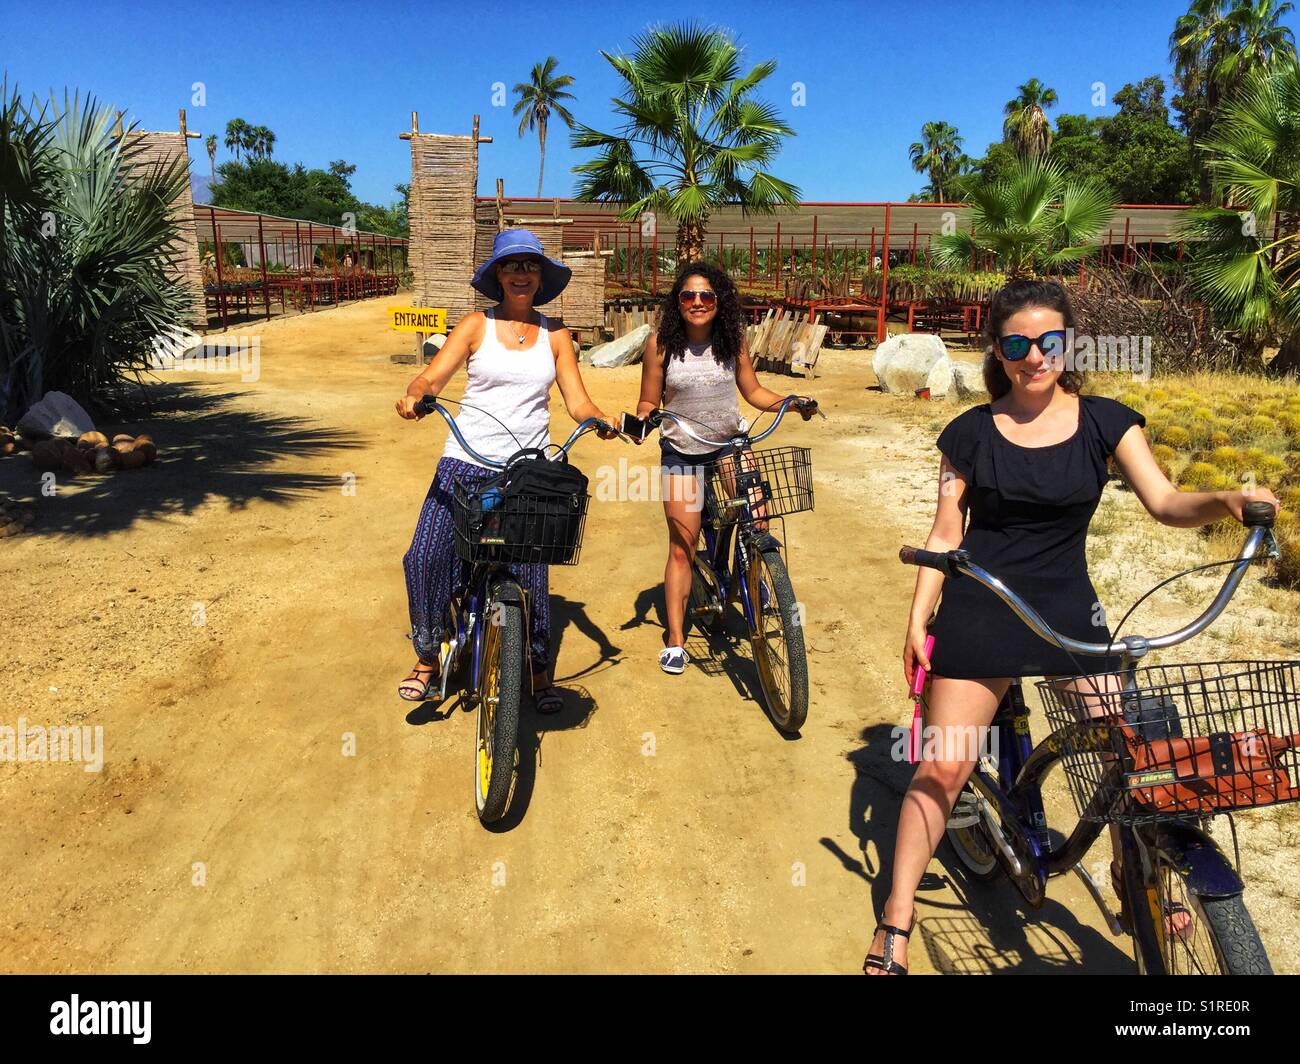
[471,228,571,306]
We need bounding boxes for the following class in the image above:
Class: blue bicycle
[415,395,613,823]
[902,500,1299,974]
[648,395,819,733]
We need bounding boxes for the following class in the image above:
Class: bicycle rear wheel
[1149,857,1272,974]
[475,586,524,824]
[748,546,808,733]
[946,785,1001,881]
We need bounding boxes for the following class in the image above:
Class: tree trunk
[1272,332,1300,377]
[537,117,547,199]
[676,218,706,267]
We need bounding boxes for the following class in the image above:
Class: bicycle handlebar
[900,501,1279,661]
[648,395,817,449]
[414,395,614,468]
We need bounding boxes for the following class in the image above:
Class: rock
[877,334,953,396]
[16,391,95,439]
[951,360,989,401]
[588,324,653,368]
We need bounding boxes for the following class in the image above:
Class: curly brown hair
[983,278,1085,400]
[656,261,745,369]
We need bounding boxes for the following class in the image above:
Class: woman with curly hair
[632,261,814,674]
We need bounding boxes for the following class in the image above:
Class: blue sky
[5,0,1232,206]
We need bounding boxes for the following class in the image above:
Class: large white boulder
[877,334,954,396]
[16,391,95,439]
[950,360,990,401]
[588,323,653,368]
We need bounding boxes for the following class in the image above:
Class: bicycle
[414,395,613,824]
[647,395,819,733]
[900,500,1300,974]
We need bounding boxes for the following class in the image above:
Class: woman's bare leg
[867,674,1009,974]
[662,471,704,649]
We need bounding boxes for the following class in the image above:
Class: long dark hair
[657,261,745,368]
[983,278,1084,400]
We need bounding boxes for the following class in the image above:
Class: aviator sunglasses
[678,289,717,307]
[998,330,1068,362]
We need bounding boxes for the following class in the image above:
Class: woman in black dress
[864,279,1279,975]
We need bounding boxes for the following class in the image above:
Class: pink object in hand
[907,635,936,764]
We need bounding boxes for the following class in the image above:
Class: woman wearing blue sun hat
[395,229,614,712]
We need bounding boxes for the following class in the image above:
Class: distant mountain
[191,174,212,205]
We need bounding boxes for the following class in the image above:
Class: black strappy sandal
[398,662,438,702]
[863,919,913,976]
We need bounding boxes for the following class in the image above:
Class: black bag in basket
[475,449,589,564]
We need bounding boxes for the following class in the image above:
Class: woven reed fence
[123,131,205,328]
[559,253,603,336]
[409,133,479,326]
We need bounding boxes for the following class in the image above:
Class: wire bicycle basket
[452,477,590,566]
[1037,660,1300,826]
[701,446,814,527]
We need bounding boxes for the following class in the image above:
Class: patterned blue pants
[403,457,551,670]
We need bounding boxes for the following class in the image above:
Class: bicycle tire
[1149,855,1272,974]
[749,547,808,733]
[689,553,726,634]
[946,787,1001,882]
[475,588,524,824]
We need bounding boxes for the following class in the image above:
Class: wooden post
[495,177,505,232]
[877,204,892,343]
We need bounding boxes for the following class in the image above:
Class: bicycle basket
[1037,660,1300,826]
[452,466,590,567]
[700,446,813,527]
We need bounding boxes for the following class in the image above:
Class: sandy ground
[0,297,1294,974]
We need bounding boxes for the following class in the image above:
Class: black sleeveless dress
[927,395,1145,679]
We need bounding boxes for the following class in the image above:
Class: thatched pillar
[122,110,205,329]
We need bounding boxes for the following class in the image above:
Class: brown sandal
[398,662,438,701]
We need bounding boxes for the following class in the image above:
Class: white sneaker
[658,646,688,674]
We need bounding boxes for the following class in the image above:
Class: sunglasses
[678,290,717,307]
[999,330,1068,362]
[499,258,542,274]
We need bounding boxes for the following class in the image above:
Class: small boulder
[950,360,990,401]
[16,391,95,439]
[878,334,953,396]
[588,324,653,368]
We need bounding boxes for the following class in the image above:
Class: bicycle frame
[905,503,1280,972]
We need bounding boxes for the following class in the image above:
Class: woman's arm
[551,322,611,427]
[736,347,800,412]
[904,456,968,681]
[635,334,665,419]
[394,312,483,419]
[1112,425,1279,526]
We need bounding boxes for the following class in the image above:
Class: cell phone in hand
[620,411,650,441]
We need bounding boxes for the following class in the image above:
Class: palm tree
[909,121,964,202]
[1003,79,1058,159]
[0,86,194,418]
[224,117,250,162]
[205,133,216,183]
[512,57,577,198]
[260,127,275,159]
[571,23,801,265]
[932,156,1116,279]
[1219,0,1296,86]
[1171,0,1296,201]
[248,125,274,160]
[1179,59,1300,373]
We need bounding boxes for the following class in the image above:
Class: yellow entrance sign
[389,307,447,333]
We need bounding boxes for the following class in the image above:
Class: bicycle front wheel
[475,587,524,824]
[1149,857,1272,975]
[748,546,808,733]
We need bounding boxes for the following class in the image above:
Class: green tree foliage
[570,22,800,265]
[512,57,577,198]
[210,157,407,236]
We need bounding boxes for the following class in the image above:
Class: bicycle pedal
[947,793,981,830]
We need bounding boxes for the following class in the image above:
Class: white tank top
[661,341,744,455]
[442,308,557,468]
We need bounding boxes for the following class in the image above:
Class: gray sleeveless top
[661,341,744,455]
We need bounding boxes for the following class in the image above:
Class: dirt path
[0,297,1253,973]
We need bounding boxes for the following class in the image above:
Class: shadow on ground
[822,723,1132,974]
[0,383,363,537]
